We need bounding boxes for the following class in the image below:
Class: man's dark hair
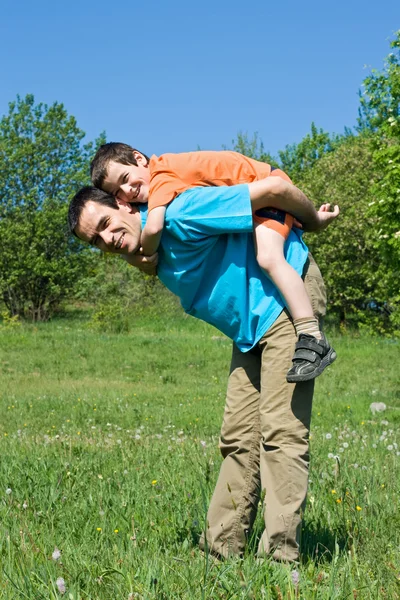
[91,142,150,189]
[68,186,118,236]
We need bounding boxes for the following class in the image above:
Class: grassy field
[0,312,399,599]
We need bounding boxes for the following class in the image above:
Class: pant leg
[199,344,262,558]
[257,255,327,561]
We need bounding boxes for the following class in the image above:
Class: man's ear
[116,198,135,212]
[132,150,149,167]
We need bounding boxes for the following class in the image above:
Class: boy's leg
[253,224,315,321]
[253,217,335,383]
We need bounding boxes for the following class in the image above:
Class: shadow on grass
[175,518,348,566]
[246,519,348,564]
[300,521,348,563]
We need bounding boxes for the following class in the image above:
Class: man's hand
[304,203,340,232]
[123,249,159,275]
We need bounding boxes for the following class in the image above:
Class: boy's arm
[140,206,167,255]
[249,177,339,232]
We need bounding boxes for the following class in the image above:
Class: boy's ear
[132,150,149,166]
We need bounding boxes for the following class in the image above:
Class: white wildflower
[52,547,61,561]
[56,577,66,594]
[370,402,387,414]
[291,570,300,586]
[343,442,349,449]
[325,433,332,440]
[5,488,12,495]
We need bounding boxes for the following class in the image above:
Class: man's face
[75,200,142,256]
[102,151,150,203]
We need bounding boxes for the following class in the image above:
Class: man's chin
[122,243,140,256]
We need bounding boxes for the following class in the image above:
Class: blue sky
[1,0,399,158]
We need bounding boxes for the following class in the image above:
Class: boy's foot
[286,333,336,383]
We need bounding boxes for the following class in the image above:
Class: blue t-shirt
[140,184,308,352]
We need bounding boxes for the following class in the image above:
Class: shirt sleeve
[165,183,254,241]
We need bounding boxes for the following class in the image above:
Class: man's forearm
[248,177,320,231]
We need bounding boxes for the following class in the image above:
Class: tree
[299,134,398,333]
[278,122,341,184]
[228,132,279,166]
[358,31,400,301]
[358,31,400,133]
[0,95,103,320]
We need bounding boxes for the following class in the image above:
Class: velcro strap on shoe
[295,338,323,355]
[293,349,318,363]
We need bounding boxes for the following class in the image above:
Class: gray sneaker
[286,333,337,383]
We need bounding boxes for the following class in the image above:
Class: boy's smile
[102,151,150,204]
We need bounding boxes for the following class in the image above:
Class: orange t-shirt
[148,150,272,212]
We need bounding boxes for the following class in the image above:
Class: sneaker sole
[286,348,337,383]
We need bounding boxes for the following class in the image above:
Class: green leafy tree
[358,31,400,133]
[299,135,398,333]
[278,122,340,183]
[0,95,103,320]
[359,31,400,300]
[228,132,279,166]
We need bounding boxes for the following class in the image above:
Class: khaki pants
[199,255,327,562]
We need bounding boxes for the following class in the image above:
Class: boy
[91,143,337,382]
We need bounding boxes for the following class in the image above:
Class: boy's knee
[256,250,285,275]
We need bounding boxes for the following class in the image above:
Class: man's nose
[100,230,114,248]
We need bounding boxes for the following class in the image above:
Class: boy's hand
[123,250,159,275]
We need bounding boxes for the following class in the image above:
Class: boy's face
[102,151,150,204]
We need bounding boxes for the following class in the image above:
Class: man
[68,154,337,562]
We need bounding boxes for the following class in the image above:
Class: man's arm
[248,177,339,232]
[140,206,167,255]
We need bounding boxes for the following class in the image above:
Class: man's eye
[123,173,128,183]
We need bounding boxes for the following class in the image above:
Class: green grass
[0,312,399,599]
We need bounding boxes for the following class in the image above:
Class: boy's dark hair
[68,186,118,236]
[90,142,150,188]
